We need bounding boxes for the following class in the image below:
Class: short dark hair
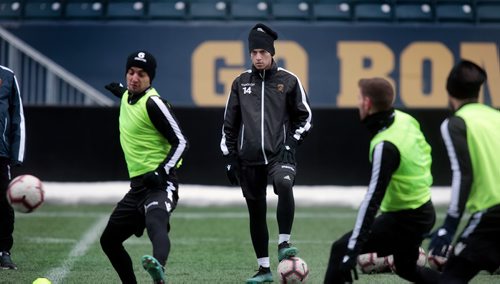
[446,60,487,99]
[358,78,394,111]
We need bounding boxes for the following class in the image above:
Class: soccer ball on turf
[277,256,309,283]
[6,174,44,213]
[357,252,390,274]
[428,246,452,272]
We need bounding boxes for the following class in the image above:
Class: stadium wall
[4,22,500,108]
[15,106,451,186]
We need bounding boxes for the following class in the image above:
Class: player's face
[126,67,151,94]
[251,49,273,70]
[357,90,370,121]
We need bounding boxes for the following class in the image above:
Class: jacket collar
[127,86,152,105]
[362,108,396,138]
[251,60,278,80]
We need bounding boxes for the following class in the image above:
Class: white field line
[42,182,452,207]
[43,215,108,284]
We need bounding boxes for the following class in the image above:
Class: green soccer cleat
[141,255,166,284]
[278,241,298,262]
[246,266,273,283]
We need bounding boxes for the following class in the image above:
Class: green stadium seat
[435,1,474,22]
[148,0,186,19]
[189,0,228,20]
[476,1,500,23]
[24,0,63,18]
[0,1,22,18]
[355,2,393,22]
[65,1,104,19]
[395,2,433,22]
[271,1,311,20]
[312,1,352,21]
[231,1,269,20]
[106,1,145,19]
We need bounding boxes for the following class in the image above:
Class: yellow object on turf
[33,278,52,284]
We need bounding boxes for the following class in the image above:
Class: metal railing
[0,26,114,106]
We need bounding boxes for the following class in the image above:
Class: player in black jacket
[221,23,312,283]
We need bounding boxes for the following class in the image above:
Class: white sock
[257,257,270,268]
[279,234,291,244]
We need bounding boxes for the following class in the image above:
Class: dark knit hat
[446,60,487,99]
[126,51,157,82]
[248,23,278,56]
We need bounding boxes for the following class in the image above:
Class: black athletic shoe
[0,251,17,270]
[246,266,273,283]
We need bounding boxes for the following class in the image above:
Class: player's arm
[146,96,189,174]
[220,79,241,157]
[441,116,472,220]
[8,72,26,166]
[286,77,312,145]
[347,141,399,252]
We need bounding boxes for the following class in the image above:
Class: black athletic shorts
[451,204,500,273]
[108,171,179,237]
[239,161,296,200]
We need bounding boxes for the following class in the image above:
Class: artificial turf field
[3,204,498,283]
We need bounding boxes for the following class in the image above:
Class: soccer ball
[386,247,427,272]
[6,174,45,213]
[277,256,309,283]
[428,246,452,272]
[357,252,390,274]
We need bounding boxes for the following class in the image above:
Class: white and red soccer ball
[428,246,452,272]
[277,256,309,283]
[357,247,427,273]
[6,174,44,213]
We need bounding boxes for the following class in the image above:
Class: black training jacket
[221,61,312,165]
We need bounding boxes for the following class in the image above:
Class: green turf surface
[3,204,498,283]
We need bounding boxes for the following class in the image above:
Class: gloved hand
[428,215,460,257]
[143,166,168,189]
[280,138,299,164]
[339,250,359,283]
[225,154,239,186]
[104,82,127,98]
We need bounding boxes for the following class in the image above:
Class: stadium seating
[106,0,146,18]
[65,1,104,19]
[0,1,22,18]
[271,0,311,20]
[312,0,352,21]
[476,1,500,23]
[354,1,393,22]
[24,0,63,18]
[394,1,434,22]
[231,0,269,20]
[189,0,228,20]
[435,0,474,22]
[148,0,186,19]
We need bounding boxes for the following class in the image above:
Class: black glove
[105,82,127,98]
[225,154,239,186]
[280,138,299,164]
[143,166,168,189]
[428,215,460,257]
[339,250,359,283]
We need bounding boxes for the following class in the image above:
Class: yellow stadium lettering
[337,41,395,107]
[400,42,452,107]
[274,41,309,91]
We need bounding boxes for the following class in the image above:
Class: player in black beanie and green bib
[101,50,188,284]
[428,60,500,283]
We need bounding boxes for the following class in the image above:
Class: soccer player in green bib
[428,60,500,283]
[101,51,188,284]
[324,78,439,283]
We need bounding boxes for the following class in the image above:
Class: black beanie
[446,60,487,99]
[248,23,278,56]
[126,51,157,82]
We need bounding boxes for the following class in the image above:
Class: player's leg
[324,231,352,284]
[269,162,298,261]
[142,178,179,284]
[100,191,141,284]
[0,158,16,270]
[241,165,272,283]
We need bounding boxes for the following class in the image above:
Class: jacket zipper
[260,70,268,164]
